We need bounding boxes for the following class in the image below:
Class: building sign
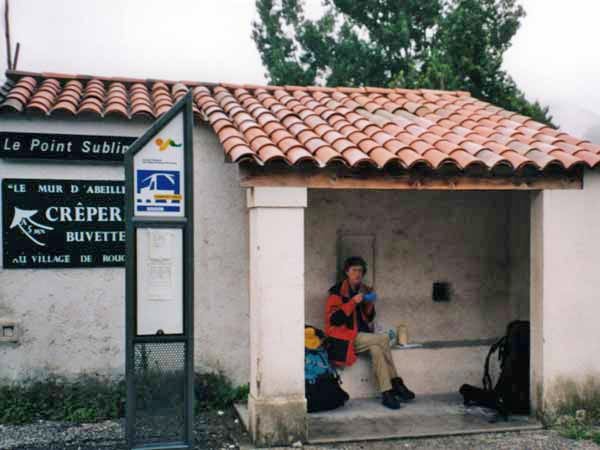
[133,114,185,217]
[2,179,125,268]
[0,131,136,162]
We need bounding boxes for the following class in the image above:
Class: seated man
[324,256,415,409]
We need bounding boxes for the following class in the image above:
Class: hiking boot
[391,377,416,401]
[381,390,401,409]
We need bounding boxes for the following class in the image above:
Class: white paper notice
[149,229,173,260]
[136,228,183,335]
[147,229,175,301]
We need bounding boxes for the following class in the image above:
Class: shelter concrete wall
[0,116,250,385]
[531,169,600,411]
[508,192,531,321]
[305,189,530,396]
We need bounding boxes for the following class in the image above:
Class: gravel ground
[2,409,599,450]
[0,409,246,450]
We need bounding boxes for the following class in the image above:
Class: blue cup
[363,292,377,302]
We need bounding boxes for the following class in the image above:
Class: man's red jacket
[324,279,376,367]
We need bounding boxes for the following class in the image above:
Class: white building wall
[192,124,249,384]
[0,115,138,381]
[0,115,250,385]
[0,115,564,404]
[531,169,600,411]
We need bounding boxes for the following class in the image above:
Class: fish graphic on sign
[10,207,54,246]
[136,170,182,213]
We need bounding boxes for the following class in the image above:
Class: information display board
[136,228,183,335]
[125,92,194,450]
[133,113,185,217]
[2,179,125,268]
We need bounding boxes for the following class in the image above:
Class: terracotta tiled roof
[2,70,599,173]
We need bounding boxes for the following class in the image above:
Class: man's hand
[352,293,364,304]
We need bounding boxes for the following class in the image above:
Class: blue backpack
[304,325,349,412]
[305,347,337,384]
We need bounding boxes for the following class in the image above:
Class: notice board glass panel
[136,228,183,335]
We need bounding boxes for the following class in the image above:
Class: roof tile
[1,70,598,172]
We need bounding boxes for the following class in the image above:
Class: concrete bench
[336,338,499,399]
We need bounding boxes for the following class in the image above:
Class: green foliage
[0,372,249,425]
[547,376,600,445]
[253,0,554,125]
[553,412,600,445]
[0,376,126,425]
[194,371,249,413]
[548,376,600,423]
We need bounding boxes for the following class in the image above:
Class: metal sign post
[124,92,194,450]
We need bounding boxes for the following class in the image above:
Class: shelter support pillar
[246,186,308,446]
[530,169,600,415]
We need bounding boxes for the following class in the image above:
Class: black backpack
[304,326,349,413]
[460,320,530,418]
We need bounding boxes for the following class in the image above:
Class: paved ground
[239,394,542,444]
[1,408,599,450]
[273,432,600,450]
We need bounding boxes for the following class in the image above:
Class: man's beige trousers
[354,332,398,393]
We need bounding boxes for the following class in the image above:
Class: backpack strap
[483,336,506,391]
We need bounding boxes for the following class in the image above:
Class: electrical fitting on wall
[432,281,451,302]
[0,320,19,343]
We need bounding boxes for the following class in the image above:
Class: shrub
[194,371,249,412]
[548,375,600,422]
[547,375,600,445]
[553,412,600,445]
[0,375,126,424]
[0,371,248,425]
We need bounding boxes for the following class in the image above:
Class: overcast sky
[2,0,599,140]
